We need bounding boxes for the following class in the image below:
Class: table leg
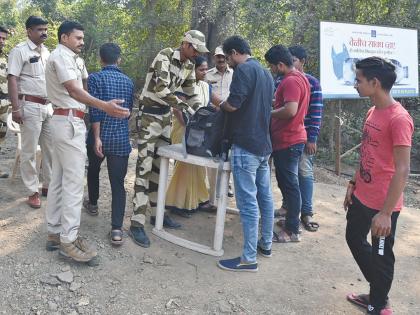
[213,170,229,252]
[155,157,169,231]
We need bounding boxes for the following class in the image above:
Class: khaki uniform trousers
[0,99,8,143]
[132,111,171,227]
[20,100,53,193]
[46,114,86,243]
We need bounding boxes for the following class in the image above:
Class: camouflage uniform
[0,52,9,144]
[132,30,208,227]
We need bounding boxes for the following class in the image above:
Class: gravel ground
[0,130,419,315]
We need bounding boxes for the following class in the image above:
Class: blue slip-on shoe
[150,215,182,229]
[257,245,272,258]
[217,257,258,272]
[129,226,150,248]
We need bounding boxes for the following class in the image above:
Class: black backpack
[184,106,230,161]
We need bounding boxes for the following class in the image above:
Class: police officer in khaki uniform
[0,26,10,178]
[8,16,53,208]
[205,46,233,100]
[205,46,234,202]
[45,21,129,263]
[130,30,208,247]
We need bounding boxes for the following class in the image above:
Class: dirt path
[0,131,419,315]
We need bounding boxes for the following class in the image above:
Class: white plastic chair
[6,112,41,179]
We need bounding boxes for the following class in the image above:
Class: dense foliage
[1,0,419,167]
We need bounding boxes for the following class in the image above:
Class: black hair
[194,55,207,67]
[222,36,251,55]
[288,45,307,61]
[99,43,121,64]
[355,57,396,91]
[265,44,293,66]
[25,16,48,29]
[0,26,8,34]
[57,21,84,43]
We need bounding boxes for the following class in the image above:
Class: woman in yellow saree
[165,56,221,217]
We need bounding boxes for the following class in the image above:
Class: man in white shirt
[205,46,233,101]
[45,21,129,263]
[8,16,53,208]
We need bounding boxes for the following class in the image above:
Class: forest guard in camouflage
[0,27,10,178]
[130,30,208,248]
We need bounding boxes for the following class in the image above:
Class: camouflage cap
[183,30,209,53]
[214,46,224,56]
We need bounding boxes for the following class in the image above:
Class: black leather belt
[141,105,170,115]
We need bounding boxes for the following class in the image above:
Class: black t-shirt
[226,58,274,156]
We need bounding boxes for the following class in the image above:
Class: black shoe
[0,172,9,179]
[150,215,181,229]
[168,206,192,218]
[129,226,150,248]
[257,245,272,258]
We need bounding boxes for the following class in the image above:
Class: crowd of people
[0,15,414,315]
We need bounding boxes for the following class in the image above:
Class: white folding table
[152,144,231,256]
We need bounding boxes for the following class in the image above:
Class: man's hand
[343,184,355,211]
[94,138,104,158]
[102,99,129,118]
[371,212,392,237]
[305,142,317,155]
[12,110,23,124]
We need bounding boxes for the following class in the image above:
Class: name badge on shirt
[29,56,40,63]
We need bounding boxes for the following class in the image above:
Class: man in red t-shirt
[344,57,414,315]
[265,45,310,242]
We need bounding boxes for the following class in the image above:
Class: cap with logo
[183,30,209,53]
[214,46,225,56]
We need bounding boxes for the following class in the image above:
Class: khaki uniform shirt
[205,66,233,100]
[139,48,199,113]
[7,39,49,98]
[45,44,88,111]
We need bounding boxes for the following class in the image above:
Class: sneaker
[46,233,60,251]
[129,226,150,248]
[41,188,48,197]
[83,199,99,216]
[150,215,181,229]
[217,257,258,272]
[257,245,272,258]
[27,192,41,209]
[0,171,9,179]
[59,237,97,262]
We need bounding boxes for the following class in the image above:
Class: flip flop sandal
[346,293,369,308]
[110,229,124,246]
[301,215,319,232]
[272,230,300,243]
[198,201,217,213]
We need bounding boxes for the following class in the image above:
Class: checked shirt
[88,65,134,156]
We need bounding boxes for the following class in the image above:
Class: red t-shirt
[271,70,310,151]
[354,102,414,211]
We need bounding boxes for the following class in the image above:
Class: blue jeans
[273,143,305,234]
[298,151,314,216]
[231,145,274,263]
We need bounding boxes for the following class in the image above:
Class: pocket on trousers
[288,144,304,159]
